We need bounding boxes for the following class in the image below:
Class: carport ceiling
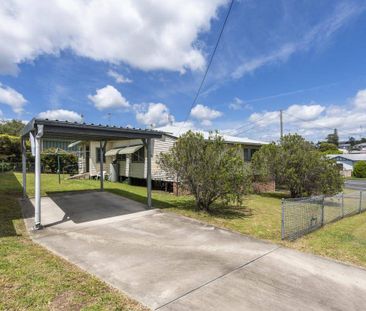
[21,118,164,141]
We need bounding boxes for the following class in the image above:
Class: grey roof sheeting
[22,118,163,140]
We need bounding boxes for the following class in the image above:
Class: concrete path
[22,192,366,310]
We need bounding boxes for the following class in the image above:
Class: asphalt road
[345,179,366,191]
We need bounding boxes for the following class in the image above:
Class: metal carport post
[21,118,163,229]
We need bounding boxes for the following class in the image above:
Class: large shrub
[159,131,252,211]
[353,161,366,178]
[0,134,21,162]
[252,134,343,197]
[41,148,78,174]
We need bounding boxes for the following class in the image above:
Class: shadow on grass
[0,172,23,237]
[257,191,290,199]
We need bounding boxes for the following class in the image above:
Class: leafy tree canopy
[353,161,366,178]
[159,131,252,211]
[252,134,343,198]
[317,142,342,155]
[0,119,25,136]
[326,128,339,146]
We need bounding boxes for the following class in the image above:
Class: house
[76,125,268,192]
[327,153,366,177]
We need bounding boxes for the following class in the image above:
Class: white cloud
[38,109,83,122]
[0,109,3,117]
[0,0,227,75]
[353,89,366,110]
[88,85,129,110]
[190,104,222,126]
[0,83,27,113]
[107,70,132,84]
[229,97,251,110]
[236,88,366,141]
[135,103,174,127]
[232,2,364,79]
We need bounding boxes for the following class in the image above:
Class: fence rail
[282,191,366,240]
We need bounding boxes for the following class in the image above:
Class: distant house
[76,125,267,192]
[328,154,366,177]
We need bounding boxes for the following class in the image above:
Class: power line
[180,0,235,130]
[282,111,336,132]
[234,112,280,136]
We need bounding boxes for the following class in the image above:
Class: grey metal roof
[22,118,164,140]
[327,153,366,162]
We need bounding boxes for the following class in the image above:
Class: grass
[2,172,366,309]
[12,173,366,268]
[0,172,147,311]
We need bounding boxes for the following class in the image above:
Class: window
[132,147,145,163]
[116,153,126,161]
[96,147,106,163]
[244,148,251,162]
[244,148,258,162]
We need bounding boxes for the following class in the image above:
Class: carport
[21,118,163,229]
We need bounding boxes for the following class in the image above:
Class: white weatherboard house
[76,125,267,191]
[328,154,366,177]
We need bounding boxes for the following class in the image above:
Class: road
[345,179,366,191]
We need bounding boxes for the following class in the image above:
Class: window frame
[131,147,145,163]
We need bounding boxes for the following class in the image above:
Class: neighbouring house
[75,125,268,193]
[328,153,366,177]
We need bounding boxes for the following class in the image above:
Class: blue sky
[1,0,366,141]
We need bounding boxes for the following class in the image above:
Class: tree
[0,134,22,162]
[0,119,25,136]
[326,128,339,146]
[252,134,343,197]
[159,131,252,211]
[353,161,366,178]
[41,148,78,174]
[317,142,342,155]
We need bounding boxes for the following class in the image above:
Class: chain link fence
[282,191,366,240]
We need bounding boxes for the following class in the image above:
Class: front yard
[1,172,366,309]
[14,172,366,268]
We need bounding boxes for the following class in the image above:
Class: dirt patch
[49,290,89,311]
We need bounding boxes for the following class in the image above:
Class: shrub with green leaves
[353,161,366,178]
[41,148,78,174]
[159,131,252,211]
[252,134,343,197]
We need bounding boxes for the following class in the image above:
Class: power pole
[280,110,283,139]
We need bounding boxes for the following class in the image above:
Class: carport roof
[21,118,164,141]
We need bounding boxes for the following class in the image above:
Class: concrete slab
[22,192,366,311]
[162,247,366,311]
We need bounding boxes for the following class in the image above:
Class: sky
[1,0,366,142]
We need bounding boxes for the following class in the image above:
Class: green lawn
[0,172,147,311]
[1,172,366,309]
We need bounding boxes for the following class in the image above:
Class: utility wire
[282,111,336,132]
[234,112,280,136]
[180,0,235,131]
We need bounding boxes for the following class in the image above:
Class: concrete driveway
[23,191,366,310]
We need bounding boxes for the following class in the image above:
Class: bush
[252,134,343,197]
[0,134,22,162]
[159,131,252,211]
[353,161,366,178]
[41,148,78,174]
[0,162,13,172]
